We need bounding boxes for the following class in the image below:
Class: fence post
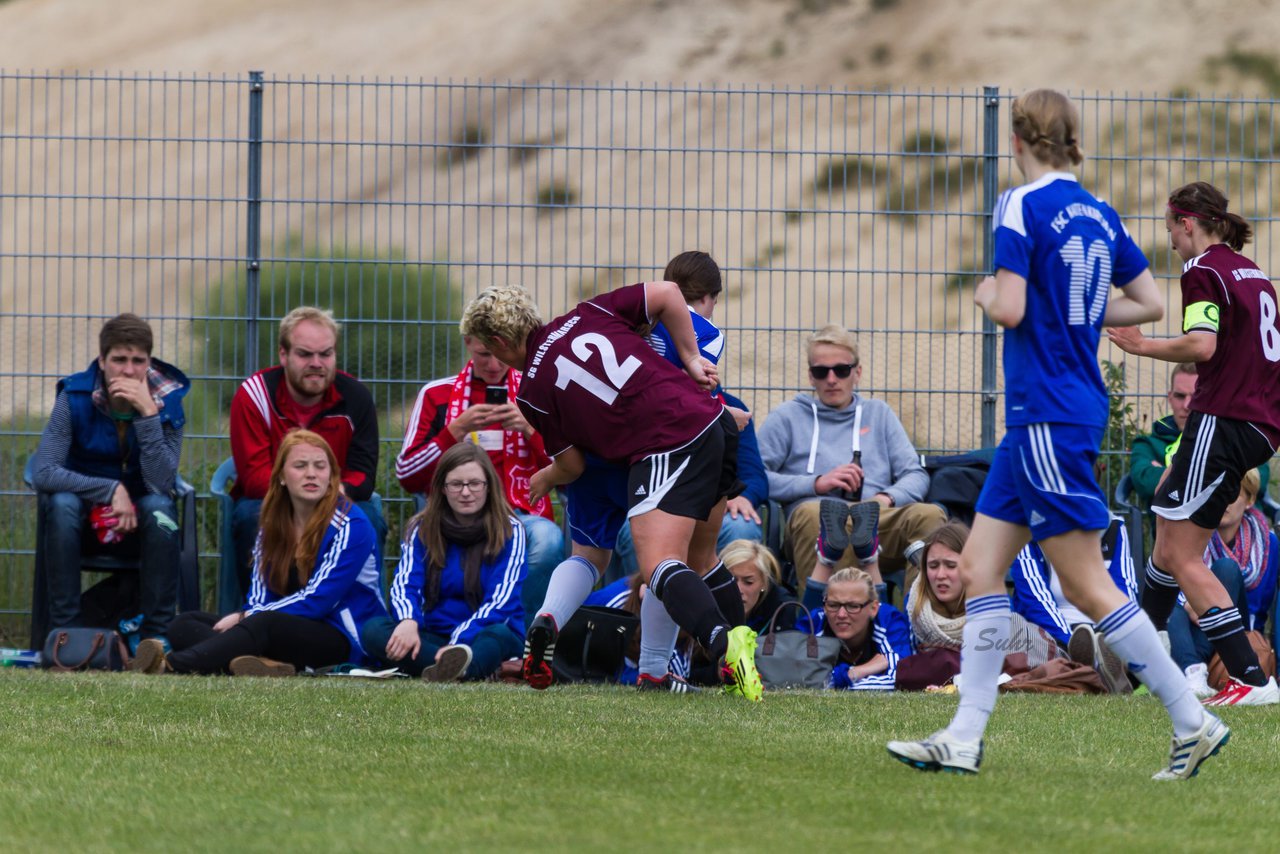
[244,70,265,373]
[980,86,1000,449]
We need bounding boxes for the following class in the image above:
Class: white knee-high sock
[948,594,1011,743]
[1099,600,1204,737]
[537,556,598,630]
[638,591,680,679]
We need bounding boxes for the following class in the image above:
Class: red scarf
[447,363,552,519]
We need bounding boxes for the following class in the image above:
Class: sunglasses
[809,363,857,380]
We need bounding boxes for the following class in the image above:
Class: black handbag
[41,628,130,672]
[550,605,639,684]
[754,601,842,689]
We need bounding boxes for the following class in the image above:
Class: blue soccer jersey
[648,306,725,369]
[992,172,1149,427]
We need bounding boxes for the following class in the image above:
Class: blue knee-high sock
[948,594,1011,743]
[537,556,599,631]
[638,592,680,679]
[1100,600,1203,738]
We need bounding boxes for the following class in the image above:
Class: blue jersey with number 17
[993,172,1149,428]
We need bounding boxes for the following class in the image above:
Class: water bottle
[0,647,42,668]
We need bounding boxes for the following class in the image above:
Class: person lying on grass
[132,430,388,676]
[361,443,527,682]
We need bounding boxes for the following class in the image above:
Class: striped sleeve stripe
[396,442,444,481]
[1019,551,1072,638]
[389,525,419,621]
[259,517,349,612]
[449,520,526,644]
[242,374,272,423]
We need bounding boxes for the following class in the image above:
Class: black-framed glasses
[443,479,487,495]
[809,363,857,380]
[824,599,871,615]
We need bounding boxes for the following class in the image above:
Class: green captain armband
[1183,301,1220,333]
[1164,433,1182,467]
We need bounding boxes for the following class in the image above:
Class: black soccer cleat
[522,613,558,690]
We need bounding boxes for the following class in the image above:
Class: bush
[191,242,461,430]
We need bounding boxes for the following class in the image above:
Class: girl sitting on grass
[360,443,527,682]
[132,430,387,676]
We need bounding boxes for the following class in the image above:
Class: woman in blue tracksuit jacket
[150,430,388,675]
[362,443,527,681]
[802,565,913,690]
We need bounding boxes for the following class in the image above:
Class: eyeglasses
[443,479,487,495]
[824,599,871,615]
[808,363,857,380]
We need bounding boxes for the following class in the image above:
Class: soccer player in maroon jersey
[460,282,764,700]
[1109,181,1280,706]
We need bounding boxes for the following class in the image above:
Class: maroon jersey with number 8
[1181,244,1280,446]
[516,283,724,464]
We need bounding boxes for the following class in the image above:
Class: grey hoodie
[757,392,929,519]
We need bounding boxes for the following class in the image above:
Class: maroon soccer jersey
[516,283,725,464]
[1181,244,1280,446]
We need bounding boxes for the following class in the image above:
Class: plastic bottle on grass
[0,648,41,668]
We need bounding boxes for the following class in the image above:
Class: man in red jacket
[228,306,384,600]
[396,334,564,629]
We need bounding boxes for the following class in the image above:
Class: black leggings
[167,610,350,674]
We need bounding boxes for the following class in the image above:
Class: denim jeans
[359,615,522,679]
[605,512,764,585]
[1168,557,1248,671]
[43,491,179,637]
[231,496,388,602]
[517,510,566,631]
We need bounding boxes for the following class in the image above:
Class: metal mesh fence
[3,72,1278,639]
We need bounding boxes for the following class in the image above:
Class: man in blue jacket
[32,313,188,645]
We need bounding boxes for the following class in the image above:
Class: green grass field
[2,671,1276,852]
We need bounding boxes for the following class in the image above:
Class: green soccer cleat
[722,625,763,702]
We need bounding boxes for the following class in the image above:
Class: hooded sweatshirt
[757,392,929,519]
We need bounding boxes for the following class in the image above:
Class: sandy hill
[3,0,1279,442]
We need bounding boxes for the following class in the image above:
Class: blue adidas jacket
[390,517,527,646]
[802,602,913,691]
[246,500,389,664]
[1010,519,1136,647]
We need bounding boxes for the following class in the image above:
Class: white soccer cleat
[1152,712,1230,781]
[887,730,982,775]
[1203,675,1280,706]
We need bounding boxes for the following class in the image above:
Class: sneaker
[1066,624,1097,667]
[1068,624,1130,694]
[886,730,983,775]
[1152,712,1230,781]
[636,673,701,694]
[523,613,558,690]
[1203,675,1280,706]
[1095,636,1132,695]
[721,625,763,702]
[1184,663,1214,699]
[129,638,171,675]
[847,501,880,561]
[816,499,851,565]
[422,644,473,683]
[228,655,296,677]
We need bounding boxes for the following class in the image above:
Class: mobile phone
[485,385,508,405]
